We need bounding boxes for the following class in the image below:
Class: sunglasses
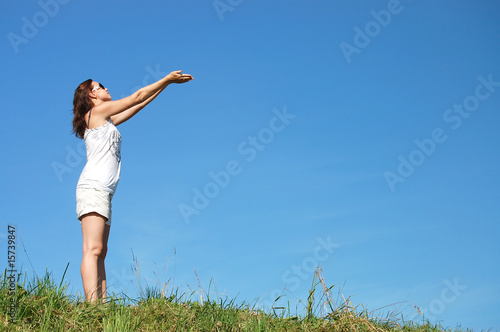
[92,83,106,92]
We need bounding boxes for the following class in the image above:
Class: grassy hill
[1,265,472,331]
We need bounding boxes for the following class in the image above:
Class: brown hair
[72,79,93,139]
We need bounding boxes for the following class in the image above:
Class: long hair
[72,79,94,139]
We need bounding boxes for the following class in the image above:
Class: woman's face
[91,81,112,101]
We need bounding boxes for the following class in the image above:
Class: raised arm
[92,70,193,122]
[110,85,167,126]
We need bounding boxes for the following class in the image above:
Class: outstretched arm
[110,85,166,126]
[93,70,193,122]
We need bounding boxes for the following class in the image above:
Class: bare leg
[80,212,110,303]
[98,225,110,300]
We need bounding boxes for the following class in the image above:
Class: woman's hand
[167,70,193,84]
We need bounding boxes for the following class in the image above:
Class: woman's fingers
[176,74,193,82]
[167,70,193,83]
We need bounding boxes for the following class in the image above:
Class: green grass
[0,265,474,331]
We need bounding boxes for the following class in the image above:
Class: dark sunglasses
[92,83,105,92]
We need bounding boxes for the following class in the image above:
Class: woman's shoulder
[86,118,112,131]
[87,106,110,130]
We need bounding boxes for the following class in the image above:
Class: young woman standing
[72,70,193,302]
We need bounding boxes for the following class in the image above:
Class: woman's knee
[83,243,107,259]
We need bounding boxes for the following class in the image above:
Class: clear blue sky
[1,1,499,330]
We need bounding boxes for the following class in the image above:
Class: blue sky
[1,0,499,330]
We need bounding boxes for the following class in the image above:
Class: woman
[72,70,193,302]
